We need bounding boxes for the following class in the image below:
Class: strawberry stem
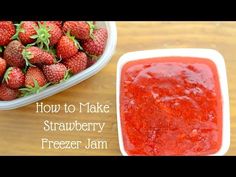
[87,21,96,39]
[22,48,36,67]
[20,79,50,97]
[31,22,51,51]
[86,53,99,60]
[11,22,24,40]
[60,70,72,83]
[3,67,13,84]
[66,31,83,50]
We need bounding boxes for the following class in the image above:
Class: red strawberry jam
[120,57,222,156]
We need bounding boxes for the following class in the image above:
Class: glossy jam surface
[120,57,222,156]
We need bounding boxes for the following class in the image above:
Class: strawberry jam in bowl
[116,49,230,156]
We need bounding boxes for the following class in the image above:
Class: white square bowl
[116,48,230,156]
[0,22,117,110]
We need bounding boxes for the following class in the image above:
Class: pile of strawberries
[0,21,108,101]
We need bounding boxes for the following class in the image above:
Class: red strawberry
[12,21,38,45]
[0,57,6,78]
[20,66,49,97]
[25,66,47,87]
[0,83,19,101]
[42,63,67,84]
[0,21,15,46]
[22,46,55,66]
[33,22,62,49]
[63,21,94,40]
[81,28,108,56]
[63,52,88,74]
[3,40,25,68]
[3,67,25,89]
[45,21,62,46]
[45,21,63,29]
[57,33,79,59]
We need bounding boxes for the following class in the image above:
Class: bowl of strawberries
[0,21,117,110]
